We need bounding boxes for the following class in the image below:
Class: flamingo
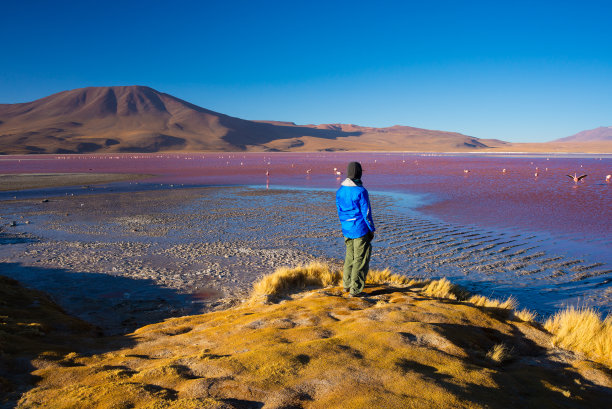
[463,169,470,174]
[566,173,587,184]
[502,169,506,173]
[606,174,611,183]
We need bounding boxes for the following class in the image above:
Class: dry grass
[467,294,517,310]
[251,262,341,300]
[421,278,470,301]
[515,308,537,322]
[544,307,612,366]
[486,343,513,364]
[366,268,422,286]
[251,263,421,301]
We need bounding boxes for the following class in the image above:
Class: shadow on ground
[0,260,199,409]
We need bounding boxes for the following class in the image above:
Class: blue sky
[1,0,610,142]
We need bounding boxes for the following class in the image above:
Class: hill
[0,86,506,154]
[554,126,612,142]
[5,264,611,409]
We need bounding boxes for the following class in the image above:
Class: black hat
[347,162,362,180]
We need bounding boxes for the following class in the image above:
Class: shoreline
[0,181,610,337]
[2,150,612,158]
[0,173,153,191]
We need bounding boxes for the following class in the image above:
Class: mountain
[554,126,612,142]
[1,86,506,154]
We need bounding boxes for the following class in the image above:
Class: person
[336,161,375,296]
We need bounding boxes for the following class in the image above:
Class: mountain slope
[0,86,503,154]
[554,126,612,142]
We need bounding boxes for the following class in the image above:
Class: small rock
[10,221,17,227]
[41,199,49,203]
[25,220,30,224]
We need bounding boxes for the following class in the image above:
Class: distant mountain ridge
[0,86,507,154]
[555,126,612,142]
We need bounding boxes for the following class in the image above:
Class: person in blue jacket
[336,161,375,296]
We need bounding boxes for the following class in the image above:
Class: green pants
[343,232,373,295]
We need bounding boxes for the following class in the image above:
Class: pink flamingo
[566,173,587,184]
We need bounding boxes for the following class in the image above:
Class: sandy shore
[0,173,151,191]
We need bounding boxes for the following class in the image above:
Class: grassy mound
[11,264,611,408]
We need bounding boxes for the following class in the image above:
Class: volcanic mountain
[554,126,612,142]
[0,86,507,154]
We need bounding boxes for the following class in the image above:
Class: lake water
[1,152,610,316]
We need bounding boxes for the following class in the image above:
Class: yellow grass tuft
[486,343,512,364]
[467,294,517,310]
[514,308,537,322]
[421,278,469,301]
[251,262,341,300]
[366,268,422,286]
[544,306,612,366]
[251,263,421,302]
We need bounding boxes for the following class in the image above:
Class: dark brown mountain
[0,86,507,154]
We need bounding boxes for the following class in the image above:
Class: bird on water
[566,173,587,184]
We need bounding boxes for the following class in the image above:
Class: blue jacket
[336,178,376,239]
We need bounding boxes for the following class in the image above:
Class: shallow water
[1,152,610,317]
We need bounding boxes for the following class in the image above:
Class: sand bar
[0,173,151,191]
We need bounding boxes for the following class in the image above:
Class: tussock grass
[251,263,421,301]
[515,308,537,322]
[366,268,422,286]
[467,294,517,310]
[251,262,340,300]
[421,278,469,301]
[544,307,612,366]
[419,279,536,324]
[486,343,513,364]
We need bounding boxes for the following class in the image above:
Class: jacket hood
[341,178,358,187]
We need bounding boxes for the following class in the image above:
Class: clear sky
[1,0,610,142]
